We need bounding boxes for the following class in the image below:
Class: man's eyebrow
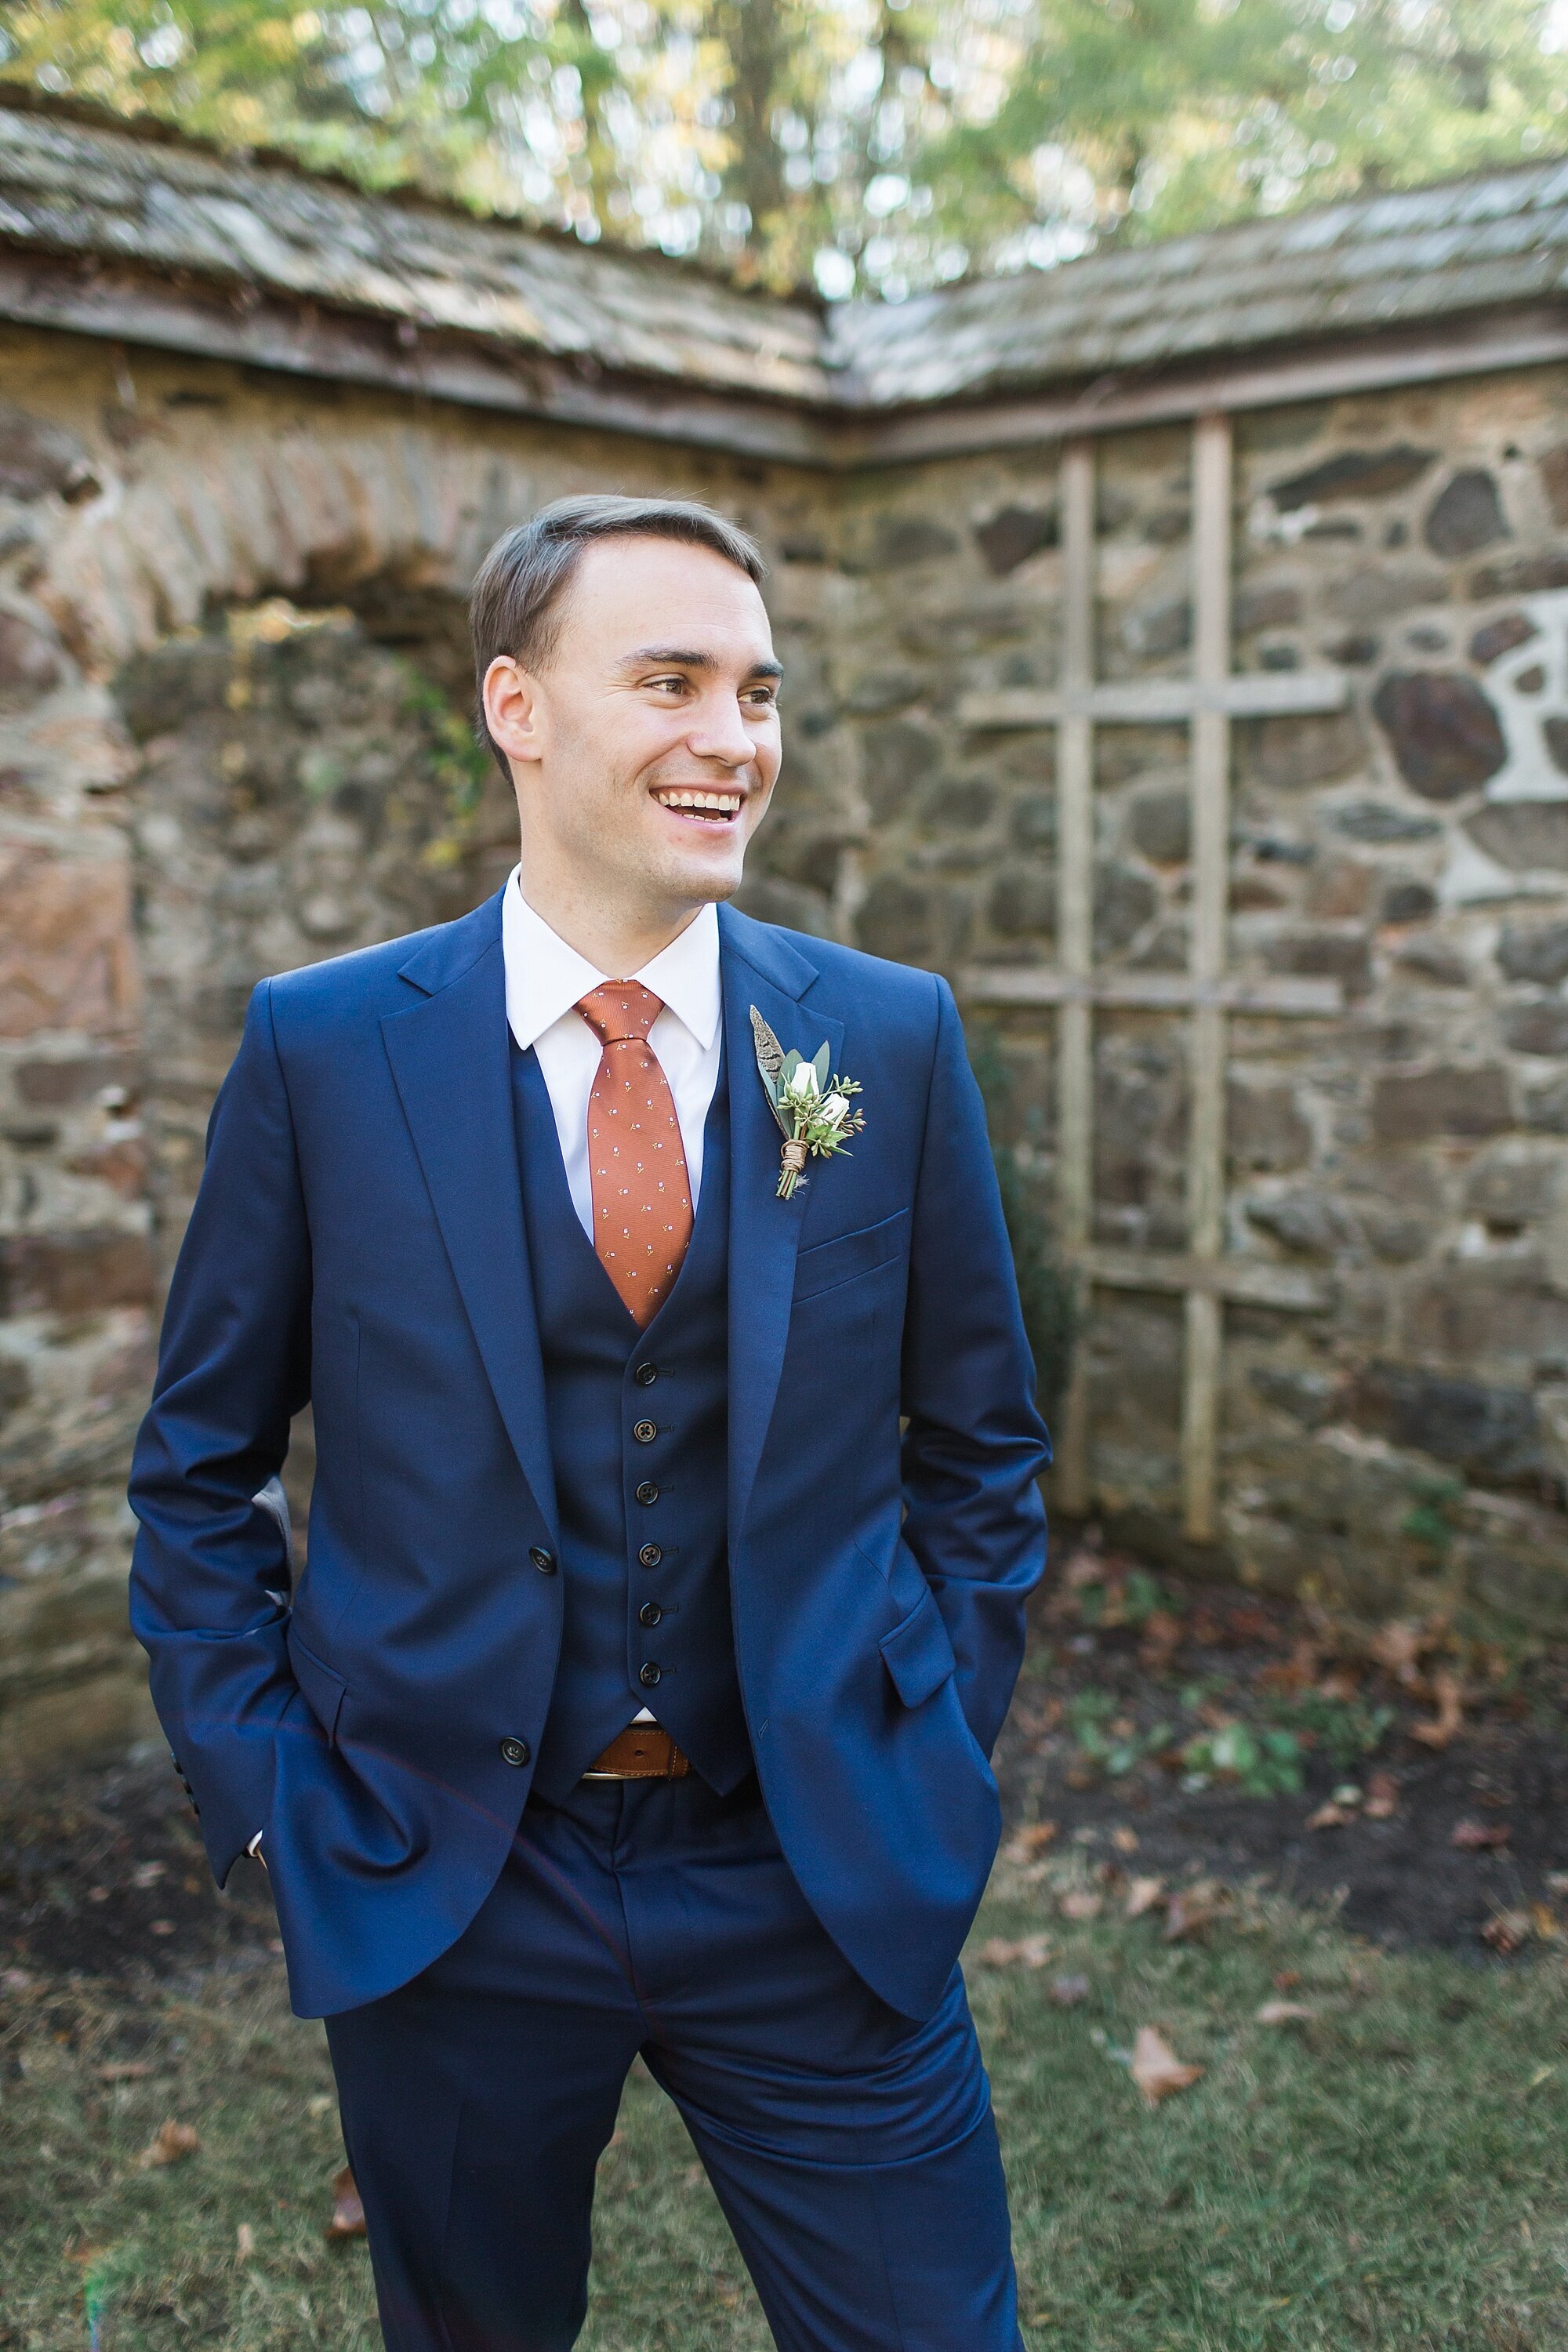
[622,644,784,681]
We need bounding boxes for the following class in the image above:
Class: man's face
[488,534,782,924]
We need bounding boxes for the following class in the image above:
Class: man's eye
[648,675,688,694]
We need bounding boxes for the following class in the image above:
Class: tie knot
[576,980,663,1046]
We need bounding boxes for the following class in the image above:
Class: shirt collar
[502,867,722,1054]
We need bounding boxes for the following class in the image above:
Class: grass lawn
[5,1873,1567,2352]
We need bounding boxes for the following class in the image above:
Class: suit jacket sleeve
[899,976,1051,1756]
[128,979,312,1882]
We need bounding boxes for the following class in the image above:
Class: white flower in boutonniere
[750,1008,866,1200]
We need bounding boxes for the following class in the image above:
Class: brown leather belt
[582,1724,692,1780]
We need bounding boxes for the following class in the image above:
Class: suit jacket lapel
[721,908,842,1548]
[380,894,559,1543]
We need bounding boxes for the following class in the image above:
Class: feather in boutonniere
[750,1007,866,1200]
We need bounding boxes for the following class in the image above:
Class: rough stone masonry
[2,105,1568,1769]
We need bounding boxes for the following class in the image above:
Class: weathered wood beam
[4,257,1568,470]
[960,969,1343,1017]
[956,670,1346,730]
[1181,412,1234,1546]
[1054,438,1096,1519]
[1080,1247,1327,1312]
[855,303,1568,466]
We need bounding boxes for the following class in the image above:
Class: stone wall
[795,375,1568,1636]
[1,318,1566,1772]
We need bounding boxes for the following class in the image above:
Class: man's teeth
[655,789,741,818]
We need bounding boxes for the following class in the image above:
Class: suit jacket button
[639,1601,662,1627]
[499,1737,531,1767]
[634,1362,659,1386]
[638,1543,662,1568]
[633,1420,658,1445]
[639,1662,662,1688]
[635,1480,659,1505]
[529,1546,556,1573]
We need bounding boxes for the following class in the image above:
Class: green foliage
[4,0,1563,295]
[1268,1686,1396,1771]
[397,655,491,821]
[1075,1564,1181,1630]
[970,1033,1076,1431]
[1181,1719,1307,1795]
[1401,1472,1465,1553]
[1065,1686,1173,1775]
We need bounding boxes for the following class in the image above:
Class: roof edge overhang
[1,242,1566,470]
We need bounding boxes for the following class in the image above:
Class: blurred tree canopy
[3,0,1565,296]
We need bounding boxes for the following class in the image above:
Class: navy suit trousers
[325,1775,1023,2352]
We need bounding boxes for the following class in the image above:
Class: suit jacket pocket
[287,1629,347,1748]
[879,1587,956,1709]
[793,1208,909,1304]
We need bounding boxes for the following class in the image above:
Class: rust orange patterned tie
[575,981,694,1327]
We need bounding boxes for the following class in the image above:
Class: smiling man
[129,495,1050,2352]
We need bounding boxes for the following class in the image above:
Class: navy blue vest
[512,1042,752,1801]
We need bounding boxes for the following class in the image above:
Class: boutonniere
[750,1008,866,1200]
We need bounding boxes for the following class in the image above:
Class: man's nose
[685,695,759,768]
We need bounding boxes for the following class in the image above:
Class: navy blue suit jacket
[129,891,1050,2020]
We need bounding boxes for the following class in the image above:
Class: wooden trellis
[960,416,1348,1543]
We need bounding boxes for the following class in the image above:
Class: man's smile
[652,785,743,823]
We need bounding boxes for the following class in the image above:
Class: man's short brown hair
[470,493,767,778]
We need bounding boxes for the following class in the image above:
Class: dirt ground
[2,1552,1564,1987]
[996,1542,1568,1957]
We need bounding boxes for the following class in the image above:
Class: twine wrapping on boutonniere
[750,1008,866,1200]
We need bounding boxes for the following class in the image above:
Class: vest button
[633,1419,658,1444]
[529,1546,556,1573]
[634,1362,659,1387]
[638,1543,662,1568]
[639,1601,662,1627]
[499,1737,531,1767]
[635,1480,659,1505]
[639,1662,662,1688]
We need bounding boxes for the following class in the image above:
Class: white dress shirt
[501,866,723,1239]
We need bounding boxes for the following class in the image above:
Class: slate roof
[835,162,1568,406]
[2,89,1567,415]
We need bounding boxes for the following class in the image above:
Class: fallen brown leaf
[325,2164,368,2241]
[1049,1973,1091,2006]
[1124,1875,1166,1920]
[1138,1610,1183,1671]
[1110,1826,1140,1856]
[1256,1999,1315,2025]
[1450,1818,1511,1851]
[1410,1669,1465,1751]
[1530,1904,1561,1942]
[1163,1882,1225,1942]
[139,2121,200,2169]
[1369,1618,1425,1686]
[1363,1770,1399,1820]
[236,2223,256,2261]
[1059,1889,1104,1922]
[1004,1822,1058,1864]
[1307,1801,1349,1831]
[976,1934,1054,1970]
[1272,1969,1302,1991]
[1316,1668,1362,1704]
[1482,1909,1532,1955]
[1060,1547,1107,1593]
[1130,2026,1203,2107]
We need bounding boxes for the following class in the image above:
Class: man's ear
[483,654,545,771]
